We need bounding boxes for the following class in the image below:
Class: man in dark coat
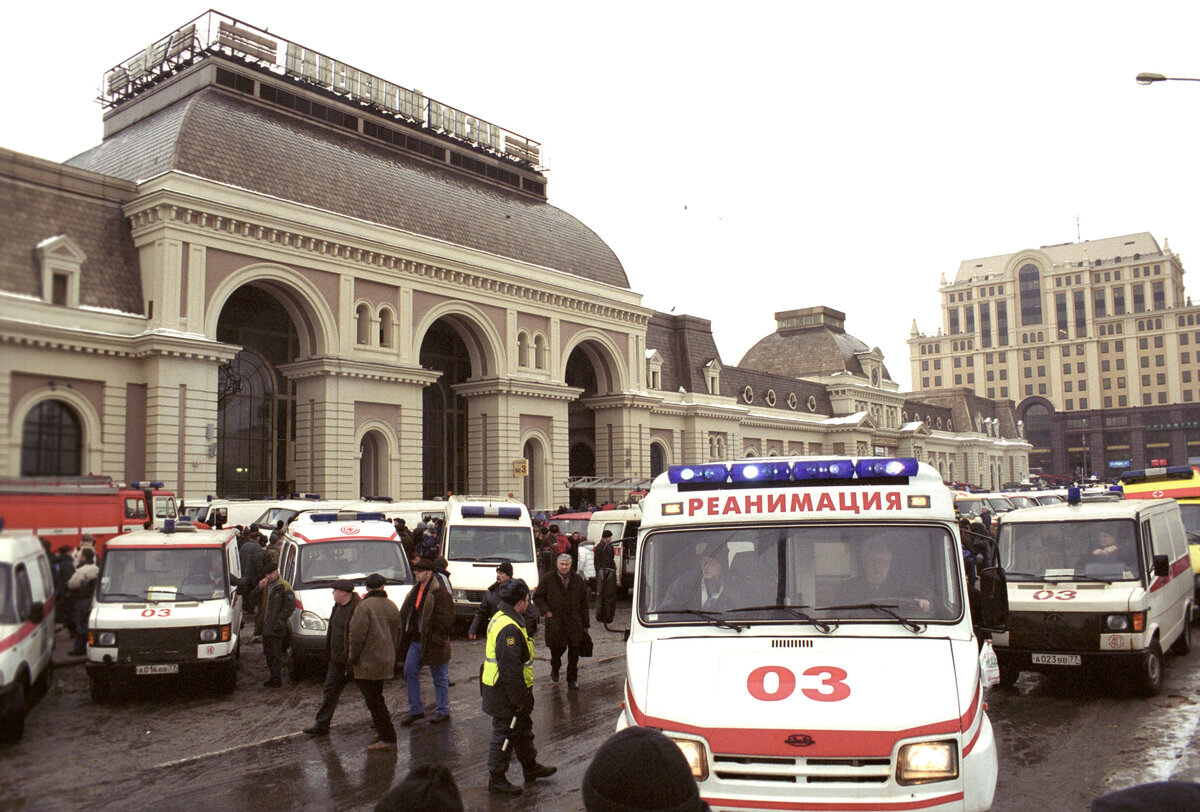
[534,553,590,689]
[239,529,264,615]
[348,572,403,750]
[468,562,538,640]
[593,529,616,572]
[304,580,360,735]
[398,558,455,725]
[395,519,415,562]
[260,562,294,687]
[481,578,557,796]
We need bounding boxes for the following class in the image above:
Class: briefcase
[579,630,594,658]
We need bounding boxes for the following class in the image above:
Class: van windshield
[638,524,963,627]
[1178,504,1200,543]
[999,519,1141,582]
[446,526,534,563]
[99,548,227,602]
[297,541,411,588]
[180,505,208,522]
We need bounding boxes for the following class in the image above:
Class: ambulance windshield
[446,526,534,563]
[298,540,412,587]
[99,548,228,602]
[1178,504,1200,542]
[998,519,1141,582]
[638,524,962,626]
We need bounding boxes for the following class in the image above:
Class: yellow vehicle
[1121,466,1200,605]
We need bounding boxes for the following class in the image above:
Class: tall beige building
[909,233,1200,478]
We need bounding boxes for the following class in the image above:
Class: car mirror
[977,566,1009,634]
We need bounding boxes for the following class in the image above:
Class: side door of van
[1151,508,1190,648]
[1142,514,1182,653]
[225,537,243,632]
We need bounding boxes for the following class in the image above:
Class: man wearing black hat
[348,572,404,751]
[303,580,360,735]
[582,726,711,811]
[397,557,455,726]
[259,562,294,688]
[481,578,557,796]
[468,562,539,641]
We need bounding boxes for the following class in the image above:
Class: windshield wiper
[675,609,745,632]
[102,592,148,602]
[167,591,210,602]
[817,603,925,633]
[732,604,836,634]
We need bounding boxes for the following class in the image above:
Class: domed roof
[738,306,892,381]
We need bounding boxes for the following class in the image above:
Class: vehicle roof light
[729,460,792,483]
[668,464,729,485]
[1067,487,1082,505]
[855,457,919,478]
[791,459,854,480]
[308,512,338,522]
[460,505,524,519]
[131,481,165,489]
[355,512,386,522]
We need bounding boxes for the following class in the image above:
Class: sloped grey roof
[67,88,629,289]
[738,326,893,381]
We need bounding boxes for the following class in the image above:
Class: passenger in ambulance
[840,543,931,611]
[662,550,747,612]
[1077,528,1135,572]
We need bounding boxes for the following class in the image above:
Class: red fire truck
[0,476,179,555]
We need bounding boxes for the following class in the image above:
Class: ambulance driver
[662,547,747,612]
[842,541,931,611]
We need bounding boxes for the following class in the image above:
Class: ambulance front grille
[713,754,891,784]
[117,627,199,662]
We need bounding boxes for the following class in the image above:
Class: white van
[992,495,1193,695]
[85,522,244,702]
[252,497,354,540]
[622,457,1006,811]
[586,505,641,590]
[442,496,537,619]
[338,499,448,539]
[0,531,55,742]
[180,498,276,530]
[279,510,414,678]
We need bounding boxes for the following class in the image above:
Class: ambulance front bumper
[86,652,236,681]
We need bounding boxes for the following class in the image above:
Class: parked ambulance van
[622,457,1006,812]
[993,494,1192,695]
[586,505,641,590]
[181,498,276,530]
[0,530,55,742]
[442,496,537,619]
[1120,465,1200,604]
[85,521,243,702]
[278,510,413,678]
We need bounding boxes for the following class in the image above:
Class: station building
[1,13,1027,506]
[908,233,1200,479]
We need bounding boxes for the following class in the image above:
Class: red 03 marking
[1032,590,1078,601]
[746,665,851,702]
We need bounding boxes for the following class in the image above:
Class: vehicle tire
[0,678,27,742]
[287,646,305,682]
[1173,614,1193,656]
[1135,641,1165,697]
[32,659,53,702]
[88,673,111,704]
[996,661,1019,690]
[216,662,238,694]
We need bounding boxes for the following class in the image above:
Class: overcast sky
[6,2,1200,390]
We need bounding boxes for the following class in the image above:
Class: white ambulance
[278,510,414,678]
[621,457,1006,812]
[0,530,55,742]
[992,493,1192,695]
[441,496,537,619]
[86,521,243,702]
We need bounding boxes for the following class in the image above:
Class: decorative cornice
[124,194,653,328]
[0,317,236,364]
[453,378,584,401]
[278,357,442,386]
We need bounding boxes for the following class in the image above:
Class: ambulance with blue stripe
[620,457,1007,812]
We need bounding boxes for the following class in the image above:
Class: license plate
[135,664,179,675]
[1031,653,1081,666]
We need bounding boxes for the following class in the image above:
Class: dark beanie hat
[496,561,514,577]
[331,579,355,593]
[374,763,463,812]
[365,573,387,589]
[582,727,708,812]
[498,577,529,605]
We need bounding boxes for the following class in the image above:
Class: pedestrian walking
[260,562,294,687]
[303,579,360,735]
[348,572,403,751]
[533,553,590,689]
[395,519,415,562]
[468,562,538,640]
[67,548,99,655]
[239,528,264,614]
[398,557,455,726]
[481,578,557,796]
[594,529,616,573]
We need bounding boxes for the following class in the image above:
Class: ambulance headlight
[896,739,958,785]
[96,631,117,647]
[199,626,231,642]
[1105,614,1130,631]
[668,737,709,780]
[299,611,327,632]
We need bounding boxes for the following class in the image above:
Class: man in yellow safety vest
[481,578,557,796]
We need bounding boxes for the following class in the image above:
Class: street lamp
[1136,72,1200,85]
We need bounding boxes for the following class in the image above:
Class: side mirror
[28,601,45,624]
[1153,554,1170,578]
[977,566,1009,634]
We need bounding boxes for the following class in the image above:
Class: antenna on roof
[1076,215,1081,243]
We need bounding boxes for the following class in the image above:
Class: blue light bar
[791,459,855,480]
[132,481,166,490]
[668,464,729,485]
[460,505,523,519]
[308,512,338,522]
[1067,487,1082,505]
[356,512,386,522]
[497,506,523,519]
[729,460,792,483]
[461,505,485,517]
[855,457,919,478]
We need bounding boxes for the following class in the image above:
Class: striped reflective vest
[482,611,534,688]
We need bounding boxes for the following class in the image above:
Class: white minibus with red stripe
[0,530,54,742]
[992,494,1192,695]
[621,457,1006,812]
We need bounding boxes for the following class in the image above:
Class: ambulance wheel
[88,673,112,704]
[1135,641,1164,697]
[216,662,238,695]
[0,678,27,742]
[1173,616,1193,656]
[287,647,306,682]
[32,660,53,701]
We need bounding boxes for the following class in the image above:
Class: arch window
[533,334,547,370]
[517,331,530,367]
[21,399,82,476]
[1019,263,1043,326]
[765,389,776,407]
[743,386,755,404]
[787,392,798,410]
[355,303,372,345]
[807,395,817,412]
[378,307,395,348]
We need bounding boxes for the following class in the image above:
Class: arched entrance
[1019,400,1055,476]
[649,442,667,479]
[522,437,546,509]
[420,320,471,499]
[360,430,387,498]
[20,399,82,476]
[215,286,300,497]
